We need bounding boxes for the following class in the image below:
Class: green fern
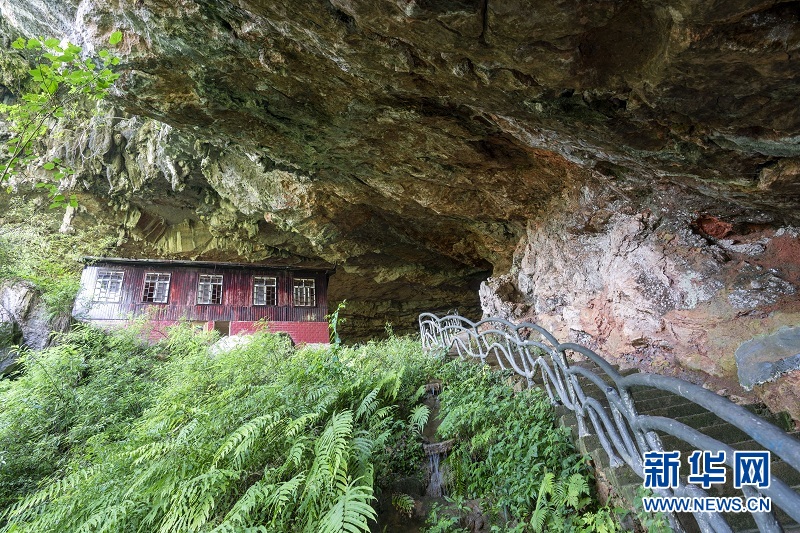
[392,493,415,517]
[0,328,444,533]
[355,388,380,422]
[212,413,283,468]
[317,477,376,533]
[409,404,430,436]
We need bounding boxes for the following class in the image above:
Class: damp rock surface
[736,326,800,390]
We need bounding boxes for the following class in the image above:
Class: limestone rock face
[0,282,69,372]
[1,1,800,412]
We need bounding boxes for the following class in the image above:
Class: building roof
[82,256,335,273]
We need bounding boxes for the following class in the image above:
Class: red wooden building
[72,258,332,344]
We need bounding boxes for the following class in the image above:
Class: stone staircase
[464,346,800,531]
[558,360,800,533]
[426,313,800,532]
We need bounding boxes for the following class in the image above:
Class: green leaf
[44,38,60,48]
[42,162,56,170]
[26,38,41,49]
[11,37,25,49]
[109,30,123,45]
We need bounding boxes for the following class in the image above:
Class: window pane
[197,274,223,304]
[143,273,171,303]
[253,276,277,306]
[94,270,124,302]
[293,278,315,307]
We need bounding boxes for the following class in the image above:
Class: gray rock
[735,326,800,390]
[0,282,71,372]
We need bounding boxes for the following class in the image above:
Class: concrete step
[638,400,710,419]
[547,353,800,532]
[630,387,682,402]
[721,503,799,533]
[743,404,796,432]
[729,431,800,452]
[673,411,727,429]
[635,394,709,415]
[657,423,758,454]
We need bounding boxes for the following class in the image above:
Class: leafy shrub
[0,328,442,532]
[0,324,159,511]
[434,360,619,531]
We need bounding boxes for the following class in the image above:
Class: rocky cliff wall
[481,182,800,419]
[1,1,799,412]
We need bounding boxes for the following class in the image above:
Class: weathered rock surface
[0,282,69,372]
[736,326,800,390]
[1,1,799,413]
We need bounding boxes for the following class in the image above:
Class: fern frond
[391,493,414,517]
[212,413,282,469]
[371,405,395,422]
[376,371,402,402]
[566,473,590,509]
[312,410,354,486]
[285,412,320,439]
[159,468,237,533]
[411,384,427,403]
[267,473,306,517]
[530,504,548,533]
[317,478,376,533]
[7,467,93,521]
[355,388,380,422]
[351,436,373,463]
[408,404,430,435]
[77,500,132,533]
[284,438,309,471]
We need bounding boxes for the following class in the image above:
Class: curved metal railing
[419,312,800,533]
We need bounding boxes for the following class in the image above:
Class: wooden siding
[74,263,328,323]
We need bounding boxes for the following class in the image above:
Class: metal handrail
[419,312,800,533]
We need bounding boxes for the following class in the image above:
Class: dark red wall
[74,262,329,323]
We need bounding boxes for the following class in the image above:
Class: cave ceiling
[1,0,799,335]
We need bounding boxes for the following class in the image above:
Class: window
[142,273,171,303]
[94,270,124,302]
[197,274,223,304]
[293,278,315,307]
[253,276,277,306]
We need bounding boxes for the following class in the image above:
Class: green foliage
[391,493,415,517]
[632,487,671,533]
[0,324,159,511]
[0,197,116,317]
[408,404,430,436]
[529,471,618,532]
[0,32,122,203]
[423,500,469,533]
[434,360,620,531]
[0,328,444,532]
[327,300,346,347]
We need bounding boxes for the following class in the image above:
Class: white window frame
[253,276,277,306]
[293,278,315,307]
[142,273,171,304]
[197,274,223,305]
[93,270,124,303]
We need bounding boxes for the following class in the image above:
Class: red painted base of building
[89,319,330,345]
[229,321,329,344]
